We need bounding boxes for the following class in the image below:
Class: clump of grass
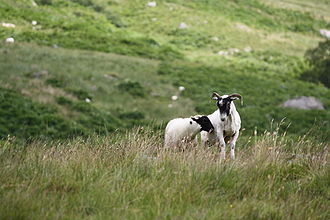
[65,88,93,100]
[56,97,123,134]
[168,29,215,50]
[35,0,53,6]
[117,80,149,97]
[45,76,67,88]
[119,110,146,127]
[301,40,330,88]
[0,128,328,219]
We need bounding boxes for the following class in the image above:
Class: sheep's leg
[230,131,239,159]
[201,138,208,147]
[219,139,226,160]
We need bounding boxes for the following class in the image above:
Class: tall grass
[0,128,328,219]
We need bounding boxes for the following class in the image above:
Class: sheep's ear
[191,117,197,122]
[211,92,221,100]
[228,93,243,106]
[230,97,243,106]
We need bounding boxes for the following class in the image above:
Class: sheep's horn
[211,92,221,100]
[228,93,243,106]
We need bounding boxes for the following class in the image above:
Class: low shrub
[65,88,93,100]
[45,76,67,88]
[117,80,148,97]
[34,0,53,5]
[301,40,330,88]
[119,110,145,120]
[0,87,79,139]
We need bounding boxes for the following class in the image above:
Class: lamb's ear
[191,117,197,122]
[191,114,202,120]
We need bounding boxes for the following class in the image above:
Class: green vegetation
[0,0,182,60]
[0,87,81,139]
[158,60,330,140]
[118,80,149,97]
[0,130,329,219]
[0,43,194,138]
[0,0,329,218]
[301,40,330,88]
[160,0,327,33]
[0,0,329,140]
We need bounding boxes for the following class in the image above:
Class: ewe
[201,92,243,159]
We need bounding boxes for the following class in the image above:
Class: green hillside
[0,0,329,140]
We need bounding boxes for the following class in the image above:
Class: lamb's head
[212,92,243,122]
[191,115,214,133]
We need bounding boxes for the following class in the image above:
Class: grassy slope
[0,130,329,220]
[263,0,330,22]
[0,43,196,138]
[0,0,329,139]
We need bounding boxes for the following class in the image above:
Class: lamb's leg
[200,131,208,147]
[230,131,239,159]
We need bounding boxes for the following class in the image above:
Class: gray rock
[33,70,49,78]
[320,29,330,40]
[179,22,188,29]
[281,96,324,110]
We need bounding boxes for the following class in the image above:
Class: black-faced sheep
[201,92,243,159]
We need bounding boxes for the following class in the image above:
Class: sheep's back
[164,118,197,147]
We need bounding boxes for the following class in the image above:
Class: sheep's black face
[192,116,214,133]
[212,92,243,122]
[216,97,232,121]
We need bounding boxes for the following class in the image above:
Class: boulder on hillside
[281,96,324,110]
[147,2,157,7]
[33,70,49,78]
[179,22,188,29]
[319,29,330,40]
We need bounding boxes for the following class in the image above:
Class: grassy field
[0,129,329,219]
[0,0,329,219]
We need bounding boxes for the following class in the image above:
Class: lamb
[164,115,214,148]
[201,92,243,159]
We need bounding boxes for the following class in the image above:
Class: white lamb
[165,115,214,148]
